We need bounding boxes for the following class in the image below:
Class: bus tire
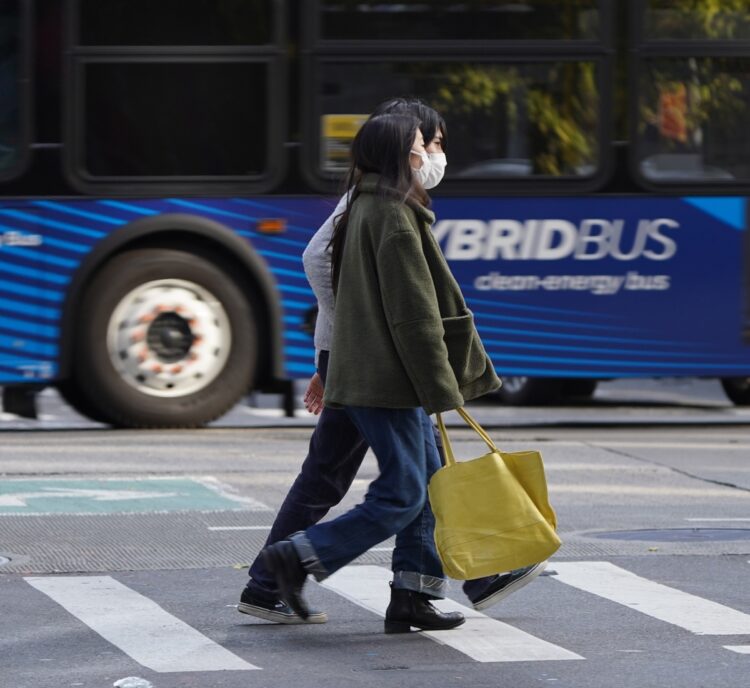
[75,248,258,428]
[57,378,115,424]
[495,377,563,405]
[720,377,750,406]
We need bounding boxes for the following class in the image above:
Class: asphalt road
[1,380,749,688]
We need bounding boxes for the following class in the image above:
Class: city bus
[1,0,749,427]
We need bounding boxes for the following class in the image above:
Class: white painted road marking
[26,576,259,672]
[553,562,750,635]
[684,518,750,522]
[502,441,750,451]
[191,476,273,511]
[322,565,582,663]
[588,441,750,451]
[0,487,181,508]
[207,526,271,531]
[25,563,750,667]
[550,485,748,497]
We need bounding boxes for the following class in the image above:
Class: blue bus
[1,1,749,426]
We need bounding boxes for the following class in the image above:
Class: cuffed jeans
[247,351,368,600]
[291,404,447,597]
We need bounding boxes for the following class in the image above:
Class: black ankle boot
[384,585,465,634]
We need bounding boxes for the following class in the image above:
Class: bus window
[314,60,601,181]
[81,61,269,178]
[636,57,750,184]
[66,0,286,192]
[78,0,274,46]
[0,1,24,180]
[315,0,600,42]
[644,0,750,41]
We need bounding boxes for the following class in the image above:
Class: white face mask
[411,151,447,189]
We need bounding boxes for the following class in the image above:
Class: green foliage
[647,0,750,39]
[432,62,598,176]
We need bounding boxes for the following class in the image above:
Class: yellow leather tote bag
[429,408,561,580]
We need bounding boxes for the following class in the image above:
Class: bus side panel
[4,194,747,390]
[0,203,58,384]
[744,200,750,345]
[0,196,330,386]
[231,194,750,382]
[431,196,750,379]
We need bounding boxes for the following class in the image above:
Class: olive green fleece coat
[323,174,501,415]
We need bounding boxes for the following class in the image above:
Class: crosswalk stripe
[552,562,750,635]
[322,565,583,663]
[26,576,260,672]
[724,645,750,654]
[207,526,271,531]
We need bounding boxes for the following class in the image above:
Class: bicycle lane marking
[0,476,271,514]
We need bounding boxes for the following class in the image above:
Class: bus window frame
[63,0,287,196]
[301,0,614,195]
[630,0,750,193]
[0,0,32,184]
[71,0,281,48]
[303,0,612,49]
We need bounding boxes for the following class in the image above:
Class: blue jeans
[291,404,446,597]
[248,351,493,600]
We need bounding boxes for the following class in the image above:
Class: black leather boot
[384,585,465,634]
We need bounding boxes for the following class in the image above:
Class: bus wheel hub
[147,312,194,362]
[107,279,232,398]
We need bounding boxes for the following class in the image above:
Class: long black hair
[372,97,448,152]
[329,113,428,295]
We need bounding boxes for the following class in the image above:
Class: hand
[304,372,325,415]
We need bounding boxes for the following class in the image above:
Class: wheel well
[60,219,284,393]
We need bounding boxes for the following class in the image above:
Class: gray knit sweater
[302,194,347,361]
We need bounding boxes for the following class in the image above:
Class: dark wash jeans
[247,350,494,601]
[247,351,368,599]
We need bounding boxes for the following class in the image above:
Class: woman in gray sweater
[261,113,503,633]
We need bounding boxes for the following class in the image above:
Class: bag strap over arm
[435,408,498,467]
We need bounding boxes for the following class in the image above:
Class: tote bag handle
[435,408,498,467]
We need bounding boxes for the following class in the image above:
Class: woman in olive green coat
[262,114,500,633]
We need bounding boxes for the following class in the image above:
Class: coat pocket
[441,312,488,386]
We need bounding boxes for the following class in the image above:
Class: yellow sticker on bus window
[321,114,368,173]
[322,114,368,139]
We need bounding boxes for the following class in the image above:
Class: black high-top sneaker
[238,586,327,624]
[261,540,310,620]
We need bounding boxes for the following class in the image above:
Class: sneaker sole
[473,561,548,611]
[237,602,327,625]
